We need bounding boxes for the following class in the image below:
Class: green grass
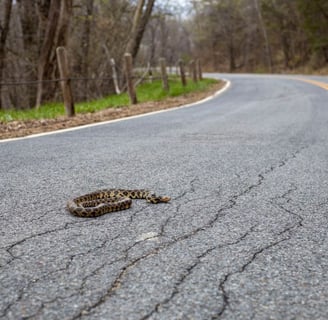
[0,77,218,122]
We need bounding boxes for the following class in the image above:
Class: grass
[0,77,218,122]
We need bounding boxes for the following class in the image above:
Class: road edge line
[0,79,231,143]
[292,77,328,91]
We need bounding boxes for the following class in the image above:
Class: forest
[0,0,327,110]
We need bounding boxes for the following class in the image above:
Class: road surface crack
[1,219,97,267]
[1,147,307,319]
[213,236,288,319]
[72,147,306,318]
[212,184,305,319]
[140,225,257,320]
[0,234,121,319]
[270,184,304,236]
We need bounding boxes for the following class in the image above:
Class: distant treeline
[0,0,327,110]
[189,0,328,73]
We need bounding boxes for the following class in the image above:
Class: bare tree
[36,0,72,108]
[80,0,94,100]
[0,0,13,109]
[126,0,156,60]
[141,2,190,67]
[254,0,273,72]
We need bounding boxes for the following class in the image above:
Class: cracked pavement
[1,73,328,319]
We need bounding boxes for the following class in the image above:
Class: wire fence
[0,48,202,115]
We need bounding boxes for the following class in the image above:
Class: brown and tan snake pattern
[67,189,171,217]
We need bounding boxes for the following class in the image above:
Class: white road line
[0,80,231,143]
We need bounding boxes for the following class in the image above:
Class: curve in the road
[1,73,328,320]
[293,77,328,91]
[0,80,231,144]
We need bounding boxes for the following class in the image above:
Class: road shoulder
[0,80,226,140]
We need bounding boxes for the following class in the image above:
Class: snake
[67,189,171,217]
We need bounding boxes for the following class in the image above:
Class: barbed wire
[0,74,175,87]
[0,76,116,87]
[0,59,185,88]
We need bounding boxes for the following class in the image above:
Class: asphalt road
[1,73,328,320]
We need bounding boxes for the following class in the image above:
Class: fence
[0,47,203,116]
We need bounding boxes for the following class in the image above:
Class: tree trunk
[126,0,156,60]
[228,35,236,72]
[0,0,13,110]
[35,0,72,108]
[159,16,168,59]
[254,0,273,72]
[16,0,40,108]
[148,23,157,66]
[80,0,94,100]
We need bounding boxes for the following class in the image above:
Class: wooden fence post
[56,47,75,117]
[189,60,198,83]
[110,58,121,94]
[124,53,137,104]
[196,58,202,80]
[159,57,169,91]
[178,59,187,86]
[148,63,153,83]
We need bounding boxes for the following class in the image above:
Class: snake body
[67,189,170,217]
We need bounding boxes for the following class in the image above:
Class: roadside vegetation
[0,0,326,113]
[0,78,217,122]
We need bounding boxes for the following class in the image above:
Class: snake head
[146,195,171,203]
[159,196,171,202]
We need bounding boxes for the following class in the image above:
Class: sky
[163,0,193,17]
